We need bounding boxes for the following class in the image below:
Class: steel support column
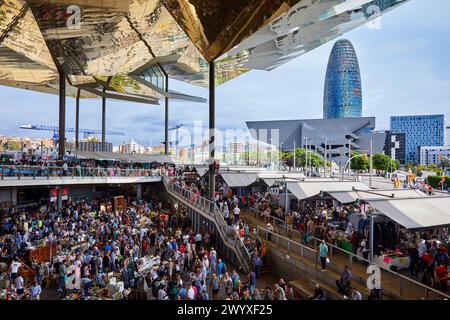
[208,62,216,200]
[101,88,106,151]
[165,75,169,155]
[370,214,375,263]
[75,88,80,150]
[58,71,66,159]
[57,187,62,211]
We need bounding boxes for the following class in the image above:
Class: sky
[1,0,450,147]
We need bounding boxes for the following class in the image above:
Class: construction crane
[168,124,185,156]
[20,124,125,137]
[20,124,125,146]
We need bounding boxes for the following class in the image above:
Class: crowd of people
[0,152,176,178]
[242,189,449,294]
[0,187,296,300]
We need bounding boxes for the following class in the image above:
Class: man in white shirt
[233,205,240,223]
[10,259,21,284]
[187,283,195,300]
[15,273,25,298]
[350,287,362,300]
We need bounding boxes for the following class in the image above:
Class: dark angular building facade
[323,39,362,119]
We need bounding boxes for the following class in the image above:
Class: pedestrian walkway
[240,210,447,300]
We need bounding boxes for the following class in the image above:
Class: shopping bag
[326,258,330,264]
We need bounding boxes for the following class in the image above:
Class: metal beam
[75,88,80,150]
[58,71,66,159]
[102,87,106,152]
[165,75,169,155]
[79,87,159,105]
[129,74,206,103]
[208,62,215,199]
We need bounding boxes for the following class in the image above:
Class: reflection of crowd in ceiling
[0,0,409,101]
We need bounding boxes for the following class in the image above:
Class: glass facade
[323,39,362,119]
[390,115,446,163]
[137,64,165,91]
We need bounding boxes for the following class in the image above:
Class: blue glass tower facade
[323,39,362,119]
[390,115,446,164]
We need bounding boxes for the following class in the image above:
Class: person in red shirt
[422,252,433,265]
[421,252,434,286]
[434,263,448,291]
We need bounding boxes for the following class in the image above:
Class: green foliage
[439,159,450,169]
[109,75,141,93]
[350,152,368,171]
[371,153,397,172]
[281,148,324,168]
[3,141,21,151]
[426,175,450,189]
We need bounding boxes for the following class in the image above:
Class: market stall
[377,252,411,271]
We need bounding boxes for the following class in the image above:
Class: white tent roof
[72,151,177,164]
[327,189,430,204]
[219,172,259,187]
[368,197,450,229]
[193,166,209,177]
[285,181,371,200]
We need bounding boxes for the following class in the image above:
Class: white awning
[368,197,450,229]
[220,173,259,187]
[286,181,371,200]
[194,166,208,177]
[71,151,177,164]
[328,189,429,204]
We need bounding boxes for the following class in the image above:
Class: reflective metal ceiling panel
[161,0,301,62]
[216,0,410,72]
[0,0,410,96]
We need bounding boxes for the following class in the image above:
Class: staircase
[162,177,252,274]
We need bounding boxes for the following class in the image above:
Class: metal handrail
[163,178,252,271]
[248,207,450,299]
[257,226,316,254]
[0,164,160,179]
[171,180,252,263]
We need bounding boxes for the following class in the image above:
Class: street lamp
[269,138,273,169]
[280,142,284,170]
[369,131,373,187]
[304,137,308,173]
[342,153,367,181]
[309,140,313,176]
[347,138,353,178]
[293,140,296,172]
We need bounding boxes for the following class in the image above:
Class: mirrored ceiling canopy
[0,0,410,99]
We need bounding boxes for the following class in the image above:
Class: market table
[377,253,410,271]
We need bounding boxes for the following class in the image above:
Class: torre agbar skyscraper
[323,39,363,119]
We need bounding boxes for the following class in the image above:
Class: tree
[395,160,401,171]
[439,159,450,169]
[372,153,391,172]
[350,152,368,171]
[87,136,99,142]
[310,152,325,168]
[4,140,21,151]
[281,148,324,170]
[294,148,307,168]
